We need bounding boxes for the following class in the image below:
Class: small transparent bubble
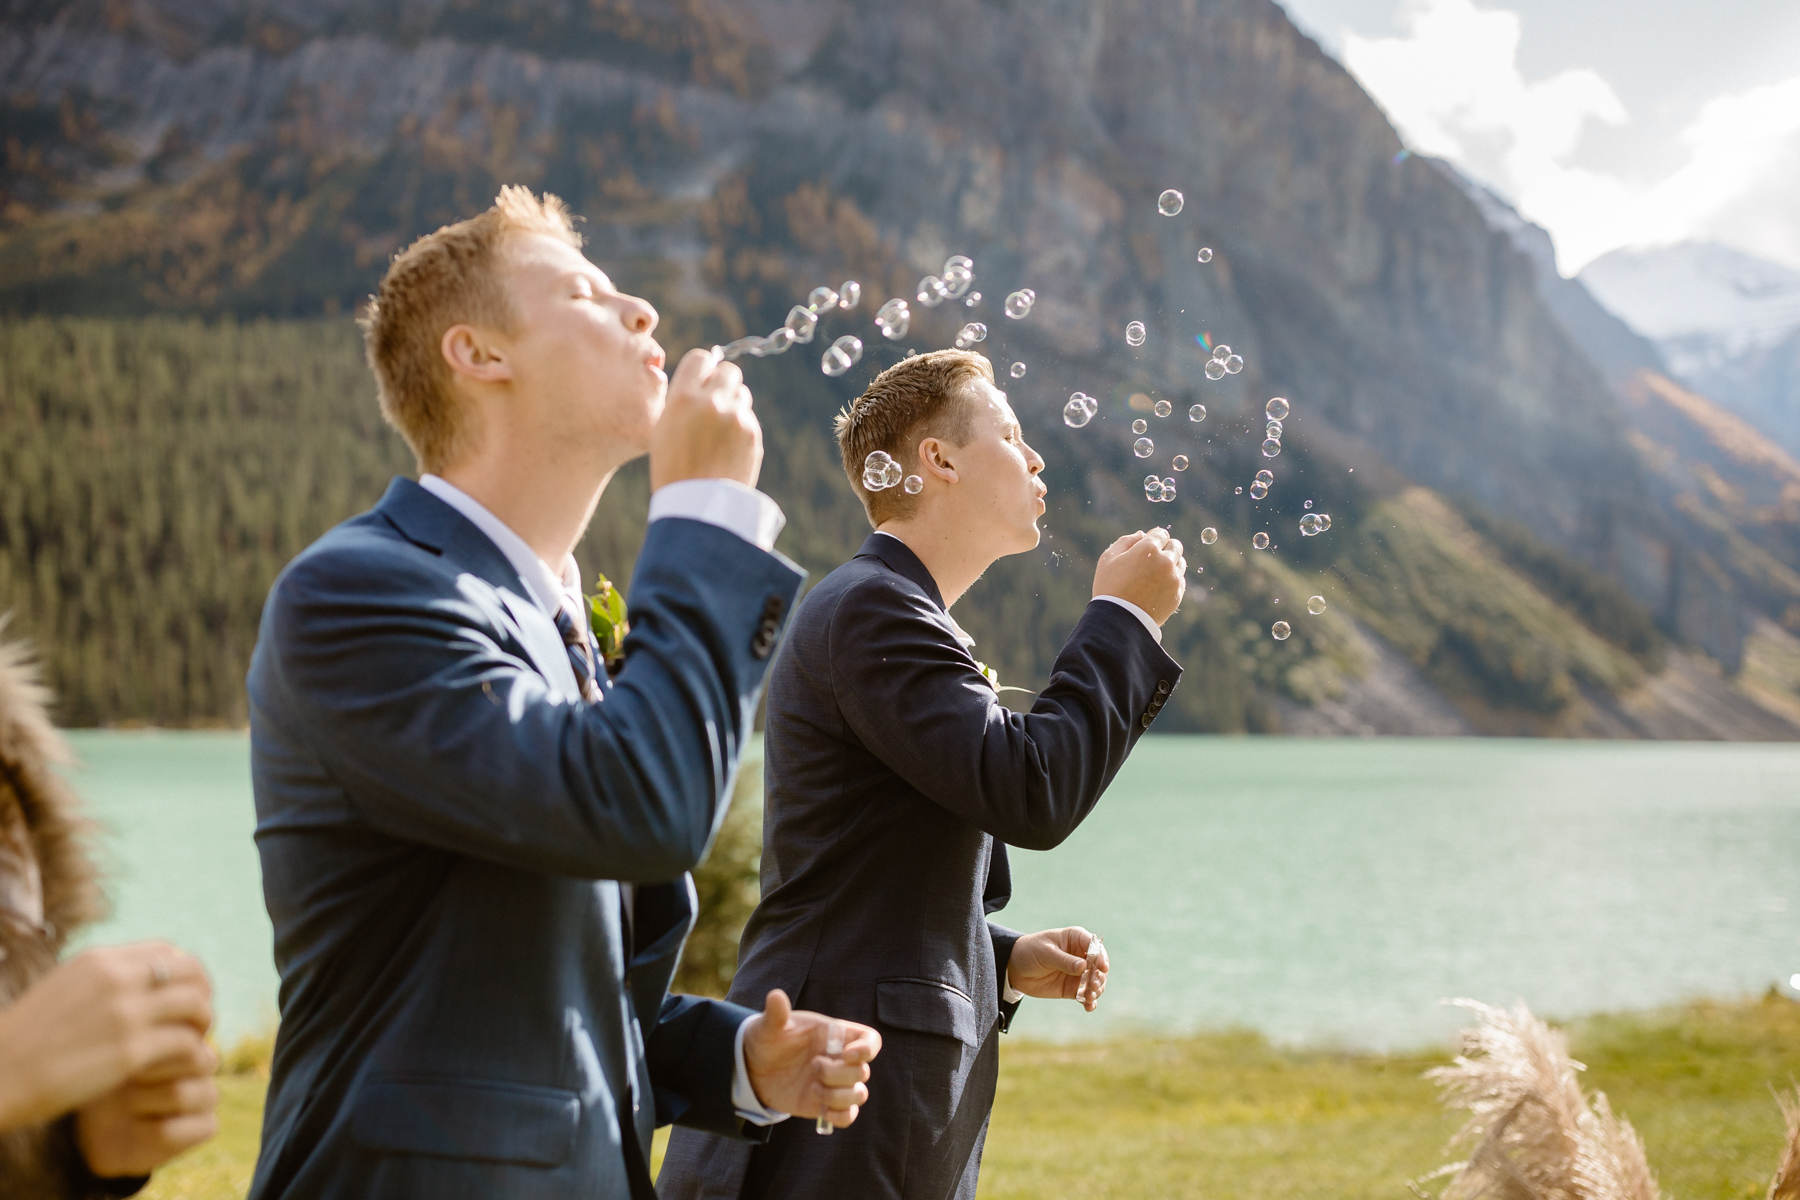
[1160,478,1177,501]
[1144,478,1166,502]
[821,335,863,377]
[1234,486,1243,494]
[1261,438,1282,458]
[902,474,924,495]
[838,281,861,309]
[875,298,912,339]
[942,263,974,299]
[716,335,764,361]
[806,285,840,313]
[1307,595,1327,615]
[1318,513,1332,531]
[1255,469,1274,486]
[943,254,974,277]
[1158,188,1185,216]
[764,327,797,353]
[862,451,898,491]
[1266,421,1284,440]
[1304,499,1313,509]
[1212,344,1231,359]
[785,305,819,343]
[1010,361,1027,379]
[964,291,982,308]
[1145,474,1162,488]
[1200,526,1218,545]
[1249,482,1268,500]
[917,276,949,307]
[1266,396,1291,421]
[1271,620,1291,641]
[1132,419,1148,435]
[1125,321,1147,347]
[1003,289,1036,319]
[961,322,988,344]
[1197,247,1214,263]
[1253,532,1271,549]
[1153,399,1173,418]
[1172,454,1189,471]
[1225,354,1244,374]
[1133,437,1155,458]
[1298,513,1321,536]
[1063,396,1095,428]
[1188,403,1207,422]
[1204,359,1227,381]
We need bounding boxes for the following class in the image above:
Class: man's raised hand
[1006,927,1110,1012]
[742,990,881,1130]
[1093,527,1186,625]
[650,349,764,491]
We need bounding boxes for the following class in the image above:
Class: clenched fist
[650,349,764,490]
[1093,527,1186,625]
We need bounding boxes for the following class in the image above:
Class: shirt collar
[418,475,578,618]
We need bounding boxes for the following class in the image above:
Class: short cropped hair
[358,186,582,472]
[833,350,990,525]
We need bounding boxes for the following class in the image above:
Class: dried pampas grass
[1415,999,1662,1200]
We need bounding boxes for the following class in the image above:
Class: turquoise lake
[67,732,1800,1051]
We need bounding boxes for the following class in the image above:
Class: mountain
[1581,242,1800,455]
[3,0,1798,737]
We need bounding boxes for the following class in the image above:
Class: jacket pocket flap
[875,978,981,1047]
[352,1076,580,1167]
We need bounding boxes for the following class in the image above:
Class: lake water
[67,732,1800,1051]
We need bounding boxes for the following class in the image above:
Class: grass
[140,994,1800,1199]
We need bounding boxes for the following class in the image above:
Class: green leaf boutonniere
[972,657,1034,698]
[585,572,630,676]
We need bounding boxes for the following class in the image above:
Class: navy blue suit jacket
[659,533,1180,1200]
[245,478,802,1200]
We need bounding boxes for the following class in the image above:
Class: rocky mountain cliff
[3,0,1797,736]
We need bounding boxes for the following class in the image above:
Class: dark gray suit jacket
[659,533,1180,1200]
[245,478,802,1199]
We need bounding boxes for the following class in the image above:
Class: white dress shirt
[419,474,788,1125]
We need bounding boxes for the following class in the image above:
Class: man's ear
[441,324,513,384]
[918,437,958,484]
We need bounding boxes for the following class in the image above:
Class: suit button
[1156,680,1172,696]
[1140,712,1154,729]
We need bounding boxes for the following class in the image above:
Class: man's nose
[1027,446,1045,473]
[625,296,658,335]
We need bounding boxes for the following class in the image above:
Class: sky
[1275,0,1800,275]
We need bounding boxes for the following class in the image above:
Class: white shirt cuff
[1095,595,1163,644]
[1002,973,1025,1005]
[649,479,787,552]
[731,1017,789,1126]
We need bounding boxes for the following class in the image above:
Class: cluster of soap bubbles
[861,450,903,491]
[1262,395,1289,458]
[875,297,911,340]
[1004,289,1036,319]
[1063,391,1099,427]
[1143,473,1179,502]
[821,335,864,377]
[1203,342,1245,382]
[1249,467,1275,500]
[953,322,988,350]
[1298,512,1334,536]
[918,254,976,308]
[714,280,861,364]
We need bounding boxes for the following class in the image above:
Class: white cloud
[1342,0,1800,273]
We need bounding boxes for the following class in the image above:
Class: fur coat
[0,631,132,1197]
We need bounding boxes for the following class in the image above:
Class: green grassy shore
[146,995,1800,1199]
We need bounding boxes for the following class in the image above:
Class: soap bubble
[1249,482,1268,500]
[1004,289,1036,319]
[1063,395,1096,427]
[1132,419,1148,435]
[1153,399,1173,418]
[1157,189,1185,216]
[764,327,797,353]
[1235,486,1243,494]
[1010,361,1027,379]
[943,254,974,277]
[1266,421,1284,440]
[1133,437,1155,458]
[1125,321,1147,347]
[862,451,898,491]
[1255,469,1274,486]
[964,291,982,308]
[875,298,912,339]
[942,261,974,299]
[715,335,765,361]
[1261,438,1282,458]
[1200,526,1218,544]
[806,285,840,313]
[1172,454,1189,471]
[1319,514,1332,531]
[903,475,924,495]
[1266,396,1290,421]
[1271,620,1291,641]
[1162,477,1177,498]
[1253,532,1271,549]
[952,322,988,349]
[1304,499,1313,509]
[1204,359,1227,381]
[785,305,819,344]
[1145,478,1165,502]
[917,276,949,307]
[838,281,861,309]
[1189,403,1207,422]
[1212,344,1231,359]
[1197,247,1214,263]
[1299,513,1322,535]
[1307,595,1327,615]
[822,335,863,377]
[1225,354,1244,374]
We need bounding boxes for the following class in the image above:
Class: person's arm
[266,516,803,882]
[829,580,1179,851]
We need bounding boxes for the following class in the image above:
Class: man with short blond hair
[660,349,1186,1199]
[247,187,880,1200]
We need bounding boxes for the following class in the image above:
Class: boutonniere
[585,572,630,676]
[972,657,1034,698]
